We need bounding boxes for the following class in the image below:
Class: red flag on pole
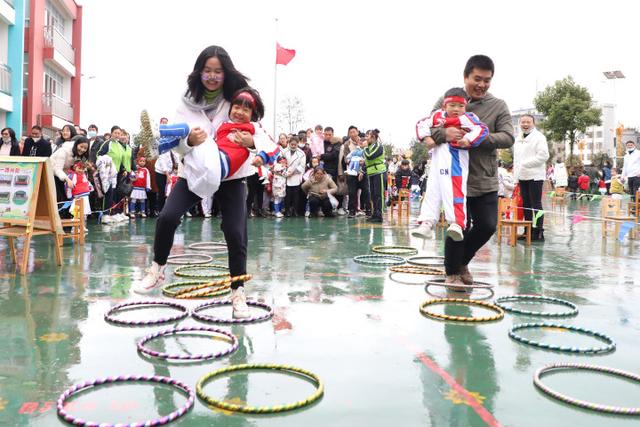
[276,43,296,65]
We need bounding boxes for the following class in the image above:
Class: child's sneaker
[203,213,212,218]
[305,210,310,218]
[411,220,434,239]
[129,213,136,219]
[446,223,464,242]
[141,212,147,218]
[275,212,284,218]
[133,262,166,294]
[231,287,250,318]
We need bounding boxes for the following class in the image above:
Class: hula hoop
[534,363,640,415]
[170,275,252,299]
[495,295,578,317]
[137,326,239,361]
[509,322,616,354]
[389,272,433,285]
[104,301,189,326]
[406,256,445,267]
[192,300,274,324]
[424,278,494,290]
[419,298,504,322]
[197,364,324,414]
[425,284,495,300]
[167,253,213,265]
[188,241,227,251]
[353,254,406,266]
[174,263,230,279]
[57,375,195,426]
[162,280,231,299]
[389,265,444,275]
[371,245,418,255]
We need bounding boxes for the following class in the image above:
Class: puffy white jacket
[513,128,549,182]
[171,96,275,198]
[283,148,307,186]
[553,162,568,187]
[50,141,77,181]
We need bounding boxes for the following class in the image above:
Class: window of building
[44,65,66,99]
[45,1,67,39]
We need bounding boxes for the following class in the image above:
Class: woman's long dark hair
[71,136,90,161]
[1,127,17,144]
[186,45,250,104]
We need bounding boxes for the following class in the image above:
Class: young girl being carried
[129,156,151,218]
[157,87,280,199]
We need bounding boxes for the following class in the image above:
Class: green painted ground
[1,198,639,426]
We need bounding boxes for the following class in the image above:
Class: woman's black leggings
[153,177,248,288]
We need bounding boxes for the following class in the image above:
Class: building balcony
[43,26,76,76]
[0,63,10,95]
[0,0,15,25]
[41,93,74,127]
[0,63,12,112]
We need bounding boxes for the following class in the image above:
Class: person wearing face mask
[513,114,549,241]
[621,140,640,201]
[87,124,104,162]
[22,126,52,157]
[1,127,22,156]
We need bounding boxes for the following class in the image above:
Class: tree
[498,148,513,165]
[276,97,305,134]
[591,152,613,168]
[410,138,429,166]
[534,76,601,166]
[383,143,394,159]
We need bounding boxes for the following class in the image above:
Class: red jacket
[578,174,590,190]
[71,172,92,197]
[132,167,150,189]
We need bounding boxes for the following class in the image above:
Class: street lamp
[603,70,625,168]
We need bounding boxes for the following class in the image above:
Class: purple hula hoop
[137,326,239,361]
[57,374,195,426]
[104,300,189,326]
[192,300,274,324]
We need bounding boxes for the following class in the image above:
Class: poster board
[0,156,62,273]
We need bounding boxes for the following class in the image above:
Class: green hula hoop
[162,280,231,299]
[353,254,406,266]
[371,245,418,255]
[509,322,616,354]
[495,295,578,317]
[174,263,230,279]
[197,364,324,414]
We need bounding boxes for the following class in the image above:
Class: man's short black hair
[464,55,495,78]
[31,125,42,131]
[401,159,410,166]
[348,125,358,133]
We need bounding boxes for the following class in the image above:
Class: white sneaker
[186,212,192,217]
[231,287,251,318]
[275,212,284,218]
[411,221,434,239]
[305,211,310,218]
[117,213,128,222]
[102,215,114,224]
[133,262,166,294]
[204,213,212,218]
[337,208,347,216]
[446,223,464,242]
[356,210,366,217]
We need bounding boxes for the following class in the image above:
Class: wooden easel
[0,157,63,274]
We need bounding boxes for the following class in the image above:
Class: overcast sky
[79,0,639,147]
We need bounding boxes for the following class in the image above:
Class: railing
[3,0,14,7]
[0,64,11,95]
[42,93,74,122]
[43,25,75,64]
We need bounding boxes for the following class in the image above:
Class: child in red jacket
[577,171,590,194]
[66,161,93,218]
[129,157,151,218]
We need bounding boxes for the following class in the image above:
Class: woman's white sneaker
[133,262,166,294]
[231,287,251,318]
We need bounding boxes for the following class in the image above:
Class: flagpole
[273,18,278,138]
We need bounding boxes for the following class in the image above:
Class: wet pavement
[1,197,639,426]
